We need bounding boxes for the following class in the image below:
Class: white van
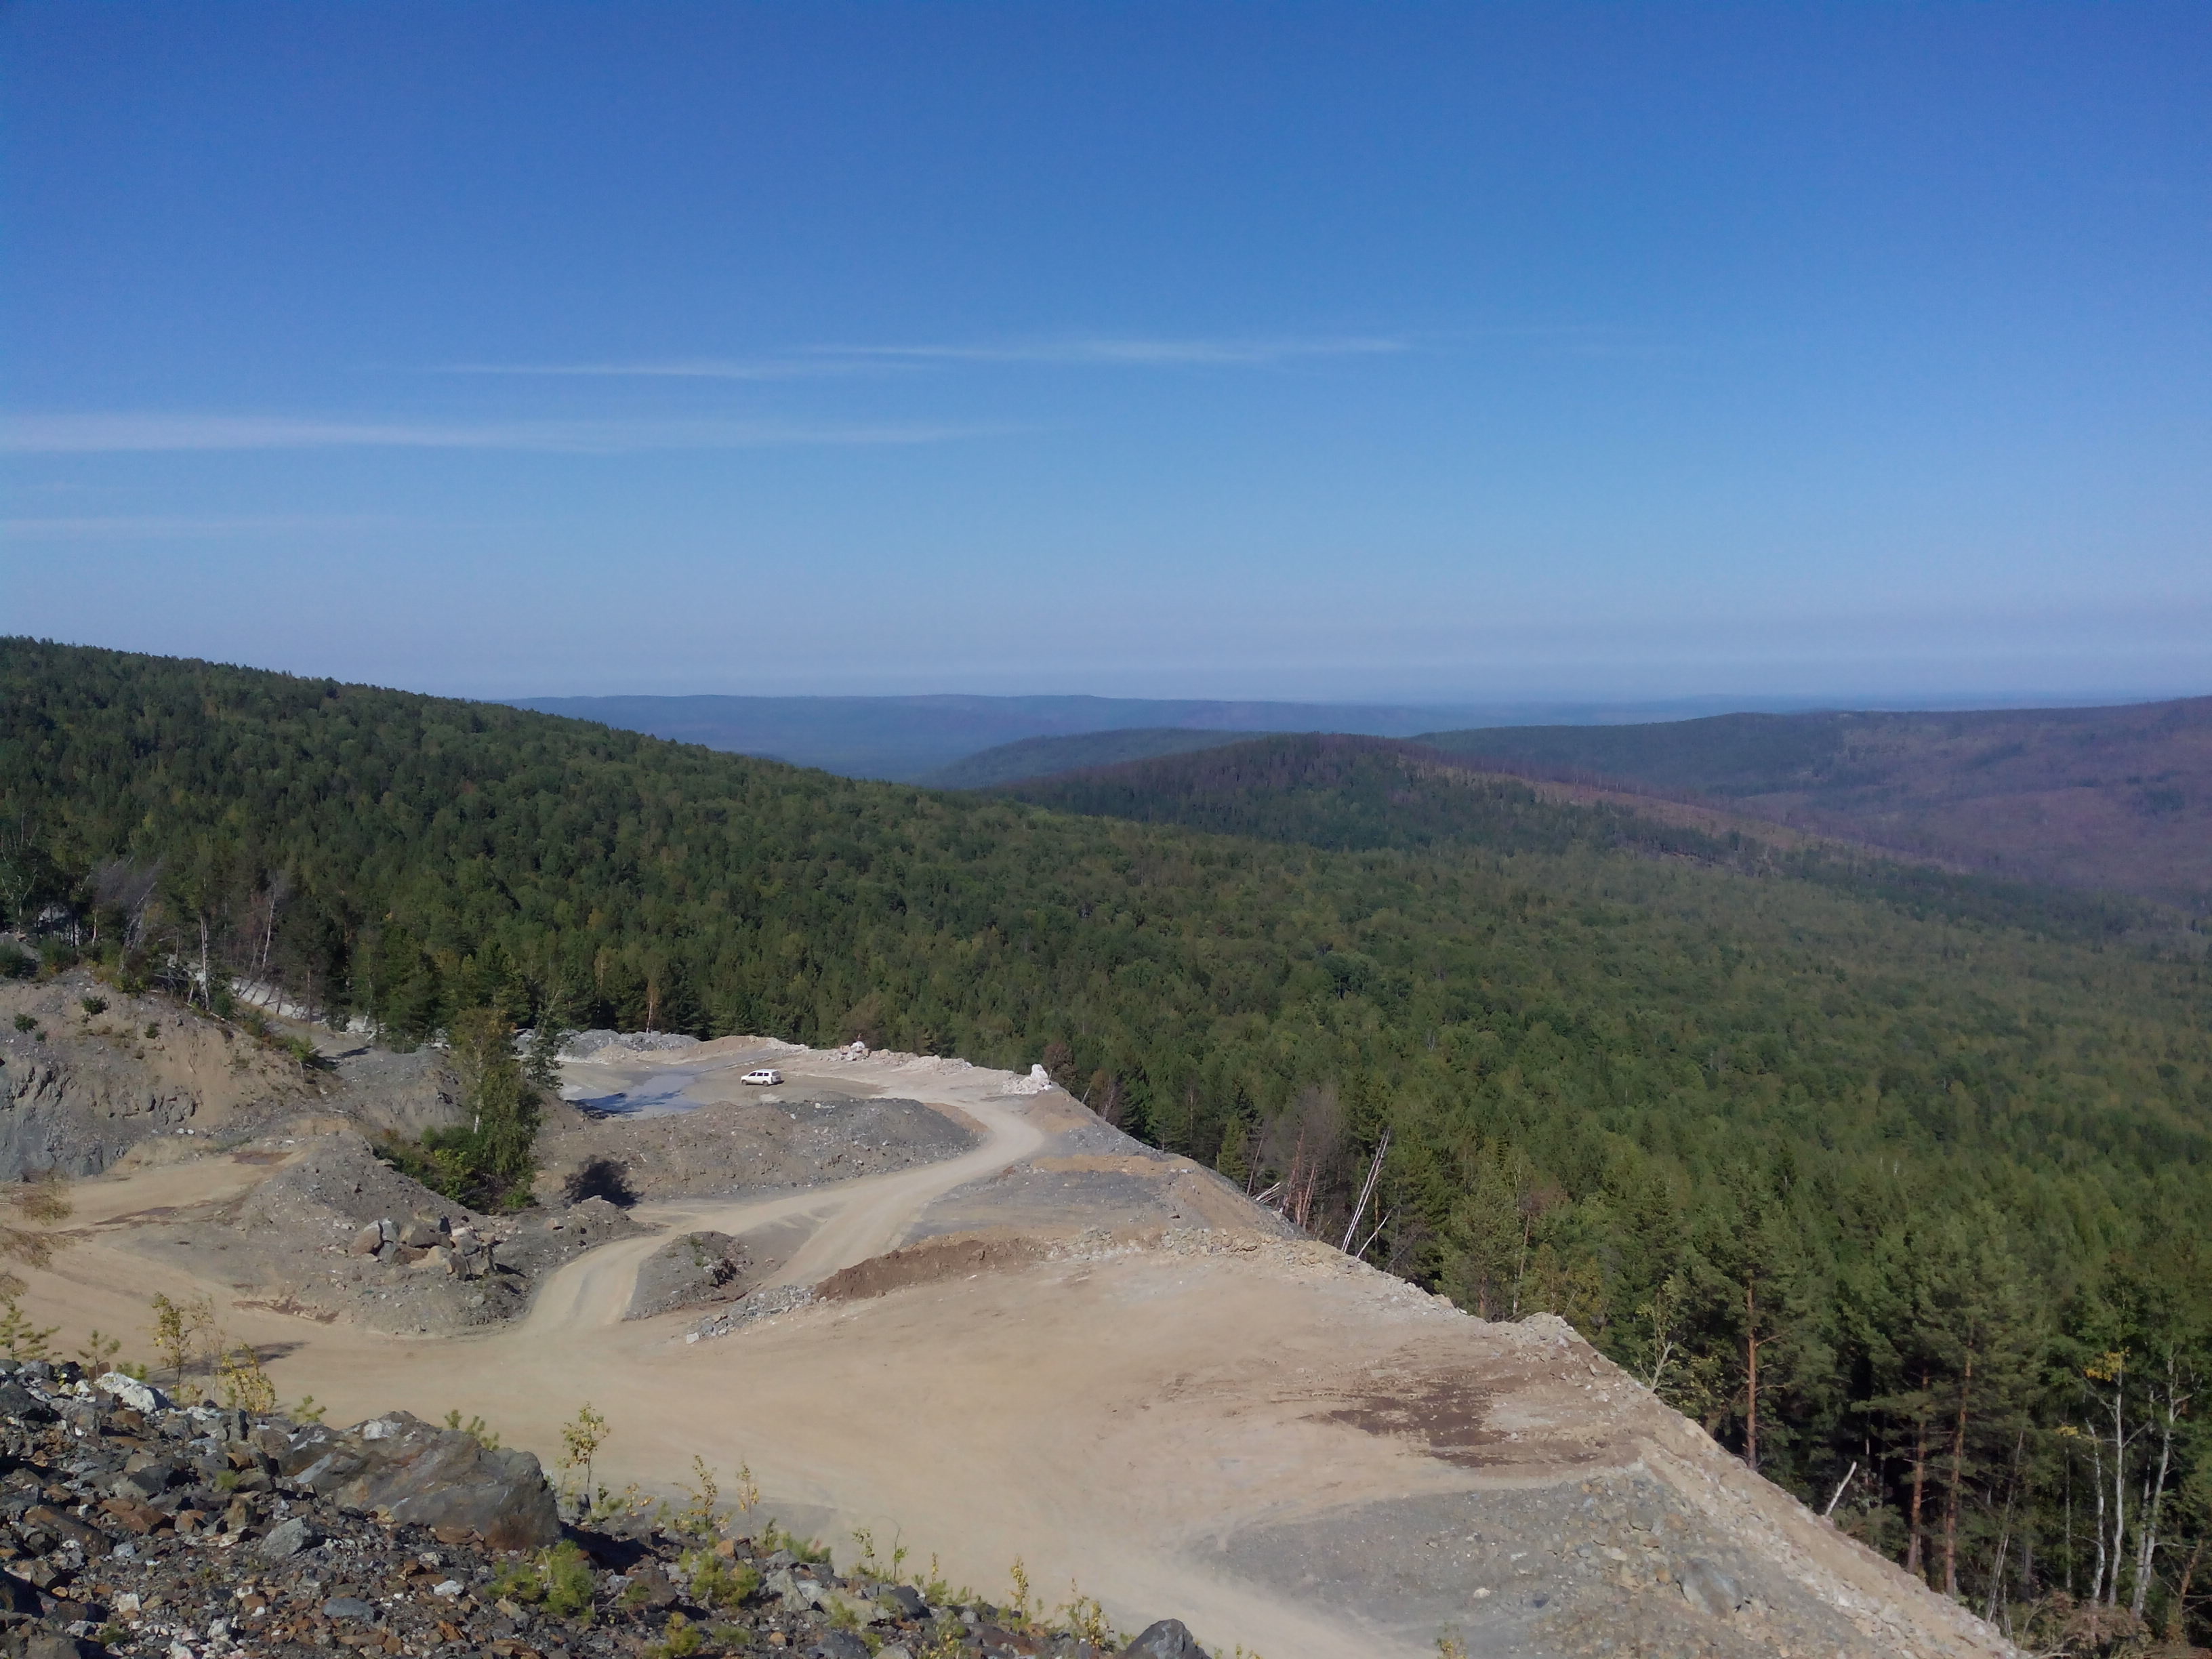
[740,1067,783,1086]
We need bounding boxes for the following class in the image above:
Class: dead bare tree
[1340,1127,1392,1253]
[1084,1069,1125,1128]
[91,858,163,948]
[1248,1084,1348,1237]
[255,867,293,975]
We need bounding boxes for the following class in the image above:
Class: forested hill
[4,640,2211,1640]
[994,732,2175,944]
[1416,698,2212,907]
[918,726,1256,789]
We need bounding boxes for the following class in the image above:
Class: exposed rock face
[0,975,310,1179]
[0,1048,198,1175]
[0,974,479,1184]
[274,1410,560,1550]
[628,1230,750,1319]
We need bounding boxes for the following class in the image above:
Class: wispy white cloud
[428,335,1410,378]
[806,335,1409,367]
[1,514,405,541]
[428,358,882,381]
[0,413,1010,454]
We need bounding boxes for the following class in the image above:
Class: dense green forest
[999,733,2179,944]
[3,641,2209,1650]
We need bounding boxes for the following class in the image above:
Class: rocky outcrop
[0,1047,199,1176]
[0,975,311,1180]
[272,1410,560,1549]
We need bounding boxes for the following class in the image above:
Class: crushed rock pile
[534,1095,977,1206]
[0,1364,1218,1659]
[626,1233,749,1321]
[555,1033,702,1062]
[148,1134,650,1335]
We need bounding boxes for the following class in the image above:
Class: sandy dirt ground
[12,1040,2014,1659]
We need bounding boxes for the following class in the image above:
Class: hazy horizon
[14,634,2203,722]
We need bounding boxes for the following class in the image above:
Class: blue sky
[4,2,2207,703]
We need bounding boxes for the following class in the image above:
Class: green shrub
[651,1613,702,1659]
[79,994,107,1017]
[0,1298,58,1361]
[541,1540,596,1620]
[488,1561,544,1604]
[758,1521,830,1566]
[682,1550,759,1612]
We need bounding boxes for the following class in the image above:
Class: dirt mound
[132,1132,652,1335]
[627,1231,750,1319]
[905,1112,1297,1245]
[310,1042,466,1140]
[228,1132,491,1237]
[815,1231,1046,1302]
[558,1028,702,1060]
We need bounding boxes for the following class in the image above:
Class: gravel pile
[148,1136,651,1336]
[0,1365,1218,1659]
[556,1033,703,1061]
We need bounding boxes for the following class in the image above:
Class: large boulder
[94,1372,169,1415]
[1120,1622,1211,1659]
[279,1411,559,1549]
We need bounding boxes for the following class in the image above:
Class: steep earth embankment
[0,975,321,1178]
[9,1034,2018,1659]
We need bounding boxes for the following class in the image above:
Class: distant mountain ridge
[918,727,1257,788]
[992,731,2171,943]
[501,692,1876,781]
[1417,697,2212,906]
[503,693,1465,780]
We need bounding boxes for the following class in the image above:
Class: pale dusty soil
[12,1039,2015,1659]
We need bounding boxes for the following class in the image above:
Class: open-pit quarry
[1,975,2014,1659]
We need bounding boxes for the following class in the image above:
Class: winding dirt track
[515,1088,1044,1334]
